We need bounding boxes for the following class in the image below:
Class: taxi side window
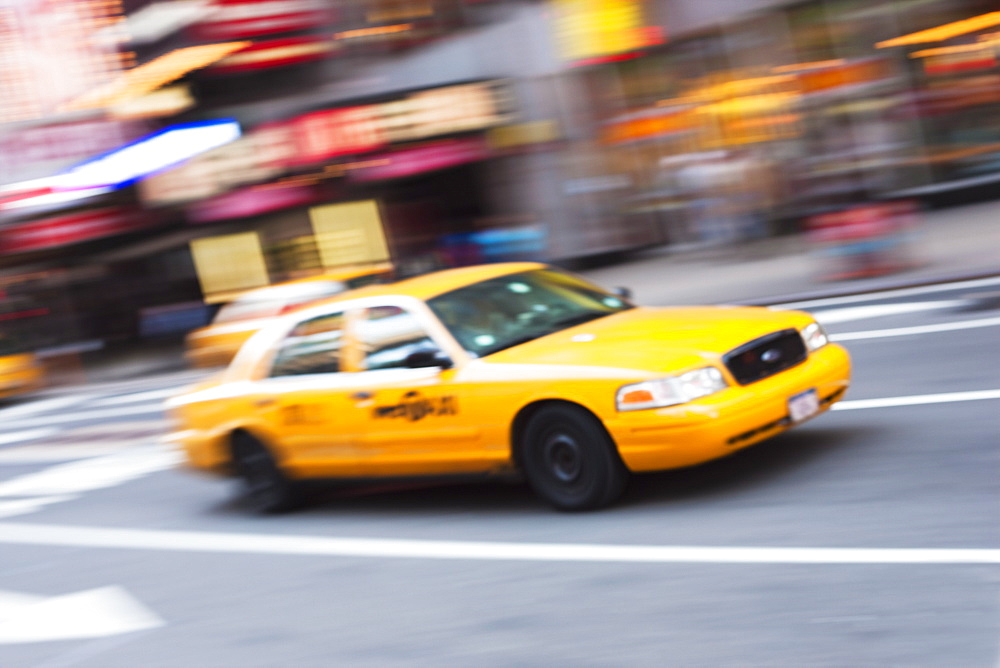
[270,312,345,377]
[357,306,436,371]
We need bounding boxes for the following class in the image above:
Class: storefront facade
[568,0,1000,245]
[2,0,1000,354]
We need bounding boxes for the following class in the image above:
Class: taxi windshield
[428,269,632,357]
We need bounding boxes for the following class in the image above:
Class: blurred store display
[0,0,998,370]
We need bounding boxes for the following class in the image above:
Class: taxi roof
[319,262,548,304]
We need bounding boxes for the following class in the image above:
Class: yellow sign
[310,200,390,269]
[553,0,657,63]
[190,232,270,303]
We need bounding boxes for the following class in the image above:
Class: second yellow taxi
[184,266,391,368]
[0,297,46,400]
[167,262,850,512]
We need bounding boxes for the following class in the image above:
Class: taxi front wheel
[232,433,302,514]
[521,405,628,511]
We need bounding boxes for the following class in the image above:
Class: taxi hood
[482,306,813,374]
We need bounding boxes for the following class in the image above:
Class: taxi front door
[347,304,490,477]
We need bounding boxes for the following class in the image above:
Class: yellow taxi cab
[166,262,850,512]
[0,337,44,400]
[184,266,391,369]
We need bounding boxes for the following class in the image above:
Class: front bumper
[605,343,851,472]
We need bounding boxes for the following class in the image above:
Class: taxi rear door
[253,309,367,477]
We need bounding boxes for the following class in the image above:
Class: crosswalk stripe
[0,403,168,432]
[0,420,168,464]
[0,447,181,499]
[69,370,210,396]
[812,300,963,325]
[0,396,90,420]
[0,444,152,464]
[0,428,60,446]
[92,387,186,407]
[831,315,1000,341]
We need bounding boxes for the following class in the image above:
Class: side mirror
[405,348,453,370]
[613,286,633,300]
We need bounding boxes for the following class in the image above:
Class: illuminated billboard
[0,0,128,123]
[552,0,663,65]
[55,119,242,191]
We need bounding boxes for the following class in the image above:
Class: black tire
[231,433,302,514]
[520,405,628,511]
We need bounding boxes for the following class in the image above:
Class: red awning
[0,208,152,255]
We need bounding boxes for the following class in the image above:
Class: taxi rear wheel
[231,433,302,514]
[521,405,628,511]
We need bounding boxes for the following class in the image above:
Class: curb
[733,269,1000,307]
[33,367,210,399]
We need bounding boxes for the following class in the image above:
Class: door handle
[351,391,373,401]
[254,397,276,408]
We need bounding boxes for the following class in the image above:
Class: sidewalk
[59,199,1000,387]
[576,199,1000,307]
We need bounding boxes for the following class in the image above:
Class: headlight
[801,322,829,352]
[616,367,728,412]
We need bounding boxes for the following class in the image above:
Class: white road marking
[69,370,209,397]
[0,522,997,564]
[92,387,184,407]
[0,586,163,644]
[831,315,1000,341]
[0,447,181,518]
[773,275,1000,309]
[0,447,181,497]
[0,445,142,464]
[0,421,167,464]
[0,496,75,519]
[0,395,89,420]
[0,428,59,446]
[0,589,43,615]
[53,420,166,436]
[812,300,962,325]
[834,389,1000,411]
[0,402,166,432]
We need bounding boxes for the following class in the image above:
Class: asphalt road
[0,277,997,667]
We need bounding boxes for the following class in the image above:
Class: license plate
[788,388,819,423]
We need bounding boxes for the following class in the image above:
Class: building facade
[0,0,998,352]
